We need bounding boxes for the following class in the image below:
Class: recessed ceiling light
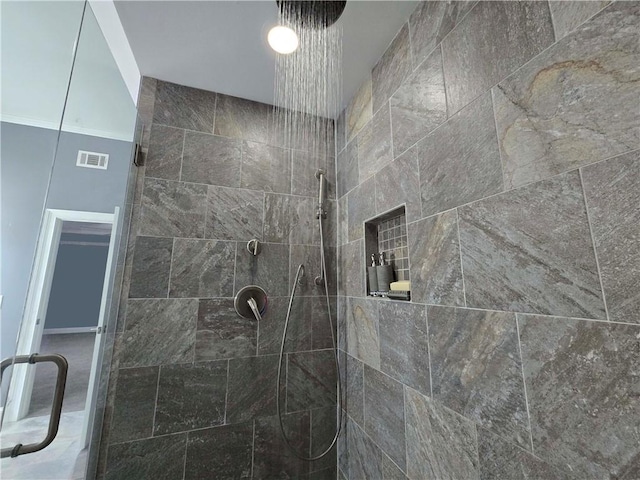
[268,25,299,54]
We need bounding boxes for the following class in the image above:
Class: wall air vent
[76,150,109,170]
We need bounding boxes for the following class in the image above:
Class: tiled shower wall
[97,78,339,479]
[336,2,639,479]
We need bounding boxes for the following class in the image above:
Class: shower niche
[364,206,410,300]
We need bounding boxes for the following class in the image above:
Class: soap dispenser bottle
[376,252,394,293]
[367,254,379,294]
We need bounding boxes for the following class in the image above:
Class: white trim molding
[88,0,140,103]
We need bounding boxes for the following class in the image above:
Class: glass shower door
[0,1,139,478]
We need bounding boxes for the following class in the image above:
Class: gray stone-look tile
[291,150,329,198]
[139,178,206,238]
[235,242,289,297]
[347,418,383,480]
[382,453,407,480]
[347,176,376,242]
[339,240,364,298]
[338,195,349,247]
[337,297,347,351]
[346,75,373,142]
[408,210,465,306]
[129,236,172,298]
[375,147,421,222]
[409,0,477,68]
[363,366,406,470]
[405,387,479,480]
[428,306,530,447]
[264,193,317,245]
[310,407,338,473]
[357,103,393,182]
[195,298,256,361]
[372,23,412,113]
[418,92,503,217]
[290,244,323,297]
[185,423,253,480]
[493,2,640,189]
[311,296,335,350]
[153,80,215,132]
[582,150,640,324]
[214,93,271,144]
[257,296,311,355]
[346,297,380,369]
[337,140,358,199]
[154,361,227,435]
[458,170,606,318]
[121,299,197,367]
[287,350,337,412]
[549,0,610,39]
[519,315,640,479]
[181,131,241,187]
[390,46,447,156]
[105,434,186,480]
[442,0,555,114]
[337,412,348,476]
[379,302,430,396]
[205,185,263,241]
[109,367,158,444]
[240,140,291,194]
[254,412,310,478]
[145,125,183,181]
[342,352,364,427]
[138,77,157,148]
[169,239,236,298]
[477,427,567,480]
[226,355,278,423]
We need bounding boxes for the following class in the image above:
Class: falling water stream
[272,1,344,462]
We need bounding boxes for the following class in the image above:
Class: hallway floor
[0,410,87,480]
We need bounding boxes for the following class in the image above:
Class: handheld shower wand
[315,169,327,219]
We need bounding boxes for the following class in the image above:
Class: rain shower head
[276,1,347,29]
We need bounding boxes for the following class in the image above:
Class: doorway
[1,209,118,480]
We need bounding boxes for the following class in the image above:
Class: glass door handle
[0,353,68,458]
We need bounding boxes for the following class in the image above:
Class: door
[0,210,117,478]
[81,207,119,446]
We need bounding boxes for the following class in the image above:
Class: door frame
[4,208,118,427]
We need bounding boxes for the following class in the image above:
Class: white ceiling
[114,0,419,118]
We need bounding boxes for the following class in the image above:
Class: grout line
[490,87,508,193]
[178,130,186,183]
[473,423,480,474]
[181,433,188,480]
[438,43,449,121]
[455,209,468,307]
[232,242,239,298]
[250,421,256,479]
[402,386,409,474]
[402,147,640,229]
[211,92,218,135]
[143,173,325,201]
[424,305,433,399]
[223,359,230,425]
[578,168,611,321]
[339,295,640,328]
[151,366,162,437]
[515,314,535,454]
[166,238,176,299]
[388,99,395,162]
[547,0,560,44]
